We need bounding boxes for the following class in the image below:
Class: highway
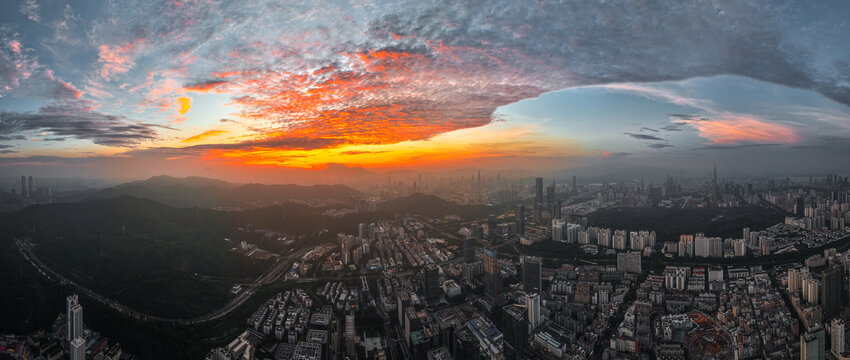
[16,237,309,326]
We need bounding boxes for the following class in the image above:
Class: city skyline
[1,1,850,182]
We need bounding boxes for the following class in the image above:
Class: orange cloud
[183,80,227,93]
[176,96,191,115]
[679,115,801,144]
[182,129,228,143]
[98,39,143,80]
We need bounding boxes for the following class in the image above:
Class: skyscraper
[546,184,555,206]
[552,199,562,220]
[821,266,844,318]
[20,175,26,198]
[70,337,86,360]
[463,236,476,263]
[67,294,83,343]
[552,219,565,242]
[501,304,528,360]
[488,214,498,243]
[832,318,845,356]
[617,252,642,274]
[423,265,441,303]
[28,175,33,197]
[522,256,541,293]
[534,177,543,206]
[477,170,481,201]
[694,236,722,257]
[526,292,541,331]
[517,205,525,235]
[800,326,825,360]
[483,247,500,301]
[711,163,719,207]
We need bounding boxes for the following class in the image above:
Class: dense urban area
[2,169,850,360]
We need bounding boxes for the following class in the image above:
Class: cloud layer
[1,0,849,172]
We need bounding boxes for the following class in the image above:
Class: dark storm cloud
[624,133,666,141]
[661,124,684,132]
[370,0,850,105]
[607,152,632,159]
[0,135,26,141]
[648,143,673,149]
[0,103,165,147]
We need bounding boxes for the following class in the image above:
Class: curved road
[16,238,309,325]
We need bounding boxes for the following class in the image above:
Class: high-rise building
[483,248,500,301]
[20,175,26,198]
[522,256,541,293]
[28,175,33,198]
[453,325,479,359]
[70,337,86,360]
[788,268,801,293]
[423,265,441,303]
[832,318,845,356]
[546,184,555,206]
[804,277,820,305]
[649,186,662,207]
[526,292,541,331]
[617,252,641,274]
[67,294,83,343]
[694,236,722,258]
[552,199,562,220]
[463,236,476,263]
[517,205,525,235]
[678,235,694,257]
[534,177,543,206]
[552,219,565,242]
[501,304,528,360]
[345,314,355,340]
[801,326,825,360]
[488,215,499,243]
[477,170,481,201]
[821,266,844,318]
[733,239,746,257]
[711,163,719,207]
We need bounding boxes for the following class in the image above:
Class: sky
[1,0,849,182]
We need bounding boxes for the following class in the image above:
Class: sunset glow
[1,0,849,181]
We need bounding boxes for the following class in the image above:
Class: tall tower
[521,256,541,293]
[67,295,83,343]
[70,337,86,360]
[526,292,541,330]
[517,205,525,235]
[712,163,719,207]
[477,170,481,201]
[821,266,843,318]
[483,248,500,301]
[423,265,441,303]
[463,236,476,263]
[28,175,33,197]
[534,177,543,205]
[20,175,26,198]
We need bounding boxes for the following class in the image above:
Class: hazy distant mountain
[88,175,361,208]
